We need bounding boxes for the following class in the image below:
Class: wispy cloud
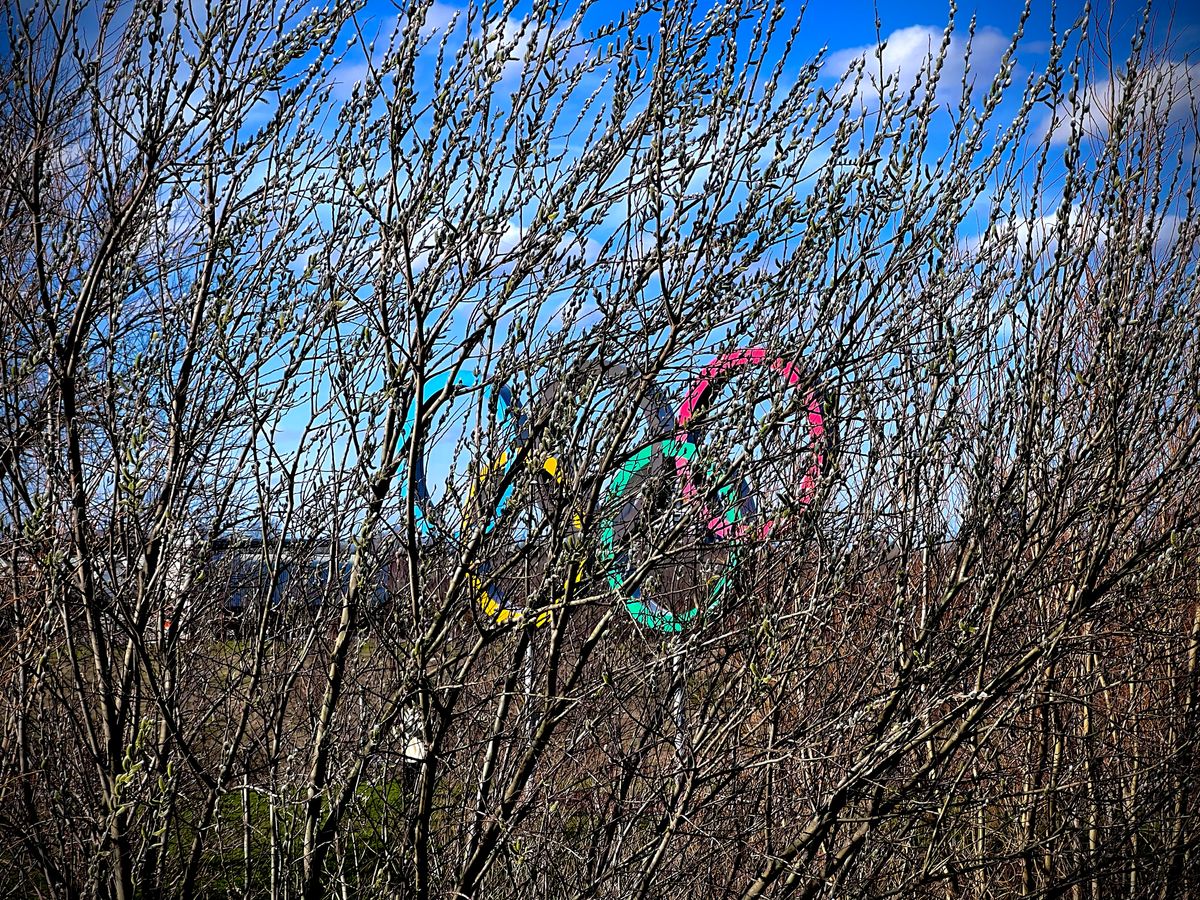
[961,201,1191,263]
[1040,59,1200,145]
[826,24,1011,109]
[407,0,546,85]
[418,0,461,38]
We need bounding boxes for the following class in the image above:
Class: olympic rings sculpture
[405,350,828,632]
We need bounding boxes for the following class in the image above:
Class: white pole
[671,647,686,789]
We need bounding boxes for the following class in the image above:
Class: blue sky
[18,0,1195,530]
[319,0,1200,257]
[251,0,1199,517]
[337,0,1200,98]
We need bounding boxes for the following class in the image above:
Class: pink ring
[674,349,826,540]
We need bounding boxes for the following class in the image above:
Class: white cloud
[410,1,541,85]
[329,3,460,100]
[419,1,461,39]
[827,24,1011,109]
[1041,60,1200,146]
[496,220,526,256]
[962,202,1190,263]
[960,202,1113,264]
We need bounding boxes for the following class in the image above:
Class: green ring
[599,441,744,632]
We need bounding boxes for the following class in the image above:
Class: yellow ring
[462,451,583,627]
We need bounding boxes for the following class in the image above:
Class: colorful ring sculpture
[407,351,827,633]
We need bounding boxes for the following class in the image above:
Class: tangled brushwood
[2,0,1199,897]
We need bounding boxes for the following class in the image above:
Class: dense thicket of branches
[2,0,1199,897]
